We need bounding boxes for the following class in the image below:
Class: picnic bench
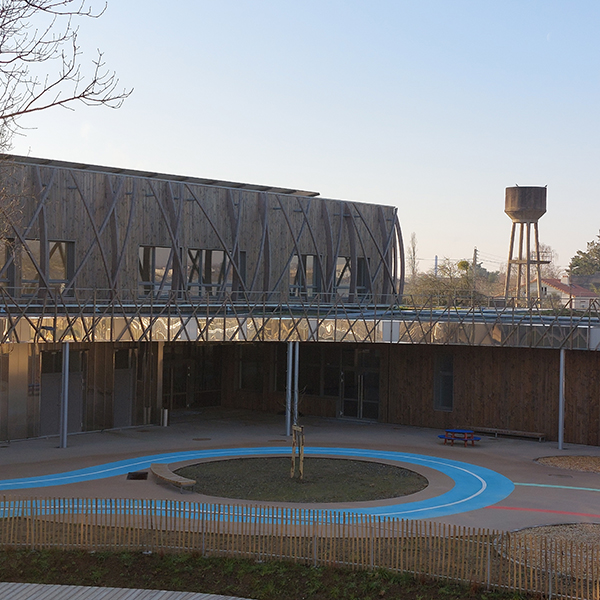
[468,427,545,442]
[438,429,481,447]
[150,463,196,493]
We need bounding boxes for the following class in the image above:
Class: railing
[1,288,600,348]
[0,496,597,599]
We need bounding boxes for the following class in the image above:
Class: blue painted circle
[0,447,514,519]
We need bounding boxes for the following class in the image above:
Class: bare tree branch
[0,0,132,148]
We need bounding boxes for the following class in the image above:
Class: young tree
[0,0,131,148]
[569,233,600,276]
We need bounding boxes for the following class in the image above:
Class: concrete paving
[1,407,600,531]
[0,581,252,599]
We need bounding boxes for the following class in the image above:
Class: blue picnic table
[438,429,481,447]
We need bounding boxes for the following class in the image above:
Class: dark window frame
[434,352,454,412]
[138,245,180,298]
[0,239,15,293]
[356,256,371,301]
[334,256,351,299]
[186,248,246,298]
[289,254,322,299]
[21,239,75,297]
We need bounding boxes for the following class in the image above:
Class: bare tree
[408,258,483,306]
[0,0,130,254]
[407,232,419,282]
[0,0,131,148]
[534,243,561,279]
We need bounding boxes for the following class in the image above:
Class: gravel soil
[513,523,600,545]
[536,455,600,473]
[176,457,428,503]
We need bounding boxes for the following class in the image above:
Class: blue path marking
[0,447,514,520]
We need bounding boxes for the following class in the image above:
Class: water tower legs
[504,221,544,306]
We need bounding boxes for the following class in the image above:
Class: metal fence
[0,497,598,599]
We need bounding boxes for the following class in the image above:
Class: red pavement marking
[486,506,600,519]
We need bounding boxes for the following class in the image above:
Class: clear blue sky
[11,0,600,273]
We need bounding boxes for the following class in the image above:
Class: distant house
[536,276,599,309]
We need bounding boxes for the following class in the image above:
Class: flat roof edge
[0,154,321,197]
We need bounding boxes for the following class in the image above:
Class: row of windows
[0,240,372,300]
[138,246,246,298]
[288,254,371,300]
[141,248,371,300]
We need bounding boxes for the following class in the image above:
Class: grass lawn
[176,457,428,502]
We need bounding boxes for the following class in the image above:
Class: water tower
[503,186,550,305]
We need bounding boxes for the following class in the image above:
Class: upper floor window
[289,254,321,299]
[356,257,371,301]
[49,241,73,292]
[22,240,74,296]
[334,256,370,302]
[21,239,40,296]
[0,240,15,293]
[335,257,351,299]
[186,248,246,297]
[139,246,175,297]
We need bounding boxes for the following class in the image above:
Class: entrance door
[163,359,193,411]
[340,348,380,420]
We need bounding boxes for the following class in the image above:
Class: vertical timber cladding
[564,349,600,446]
[386,345,562,441]
[0,344,40,440]
[220,343,282,414]
[10,160,401,299]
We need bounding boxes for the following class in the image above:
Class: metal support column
[293,341,299,426]
[59,341,70,449]
[558,348,566,450]
[286,341,293,436]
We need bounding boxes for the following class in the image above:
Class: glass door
[340,348,380,420]
[163,359,192,410]
[341,369,359,417]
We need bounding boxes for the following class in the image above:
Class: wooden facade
[222,342,600,447]
[2,338,598,445]
[0,156,402,304]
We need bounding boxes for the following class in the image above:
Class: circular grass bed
[175,457,428,503]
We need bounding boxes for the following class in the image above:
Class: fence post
[201,503,205,555]
[370,520,374,570]
[486,535,491,590]
[30,498,36,550]
[547,538,552,600]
